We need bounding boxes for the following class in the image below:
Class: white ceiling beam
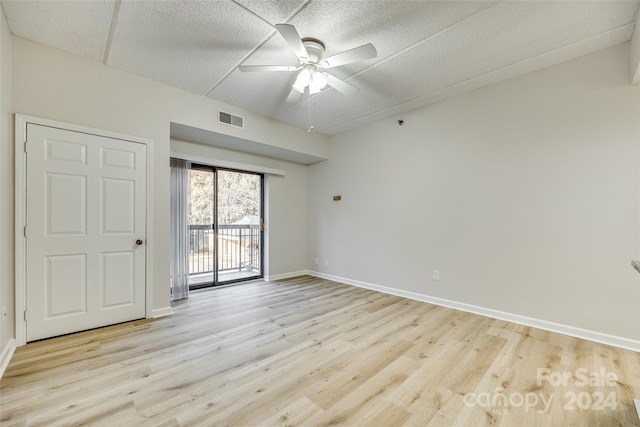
[631,23,640,84]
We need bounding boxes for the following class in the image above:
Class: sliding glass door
[188,166,215,288]
[188,165,263,289]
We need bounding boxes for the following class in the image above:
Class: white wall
[6,30,640,351]
[0,7,12,355]
[170,139,308,278]
[309,43,640,344]
[8,36,326,333]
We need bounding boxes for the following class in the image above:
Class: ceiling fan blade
[325,73,359,96]
[320,43,377,69]
[275,24,309,62]
[239,65,299,72]
[286,87,302,102]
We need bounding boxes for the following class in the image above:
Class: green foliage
[189,169,260,225]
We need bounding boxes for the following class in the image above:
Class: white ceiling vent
[218,110,244,129]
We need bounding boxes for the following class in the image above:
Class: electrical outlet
[314,258,319,265]
[324,259,329,267]
[433,270,440,281]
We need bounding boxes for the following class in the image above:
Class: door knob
[135,239,144,246]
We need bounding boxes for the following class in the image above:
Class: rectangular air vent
[218,110,244,129]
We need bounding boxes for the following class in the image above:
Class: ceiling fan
[239,24,377,102]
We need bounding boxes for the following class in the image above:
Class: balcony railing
[189,224,261,276]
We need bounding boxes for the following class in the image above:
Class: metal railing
[189,224,261,275]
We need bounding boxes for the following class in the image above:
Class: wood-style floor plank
[1,276,639,426]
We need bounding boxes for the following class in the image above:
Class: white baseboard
[264,270,309,282]
[0,338,16,380]
[150,307,173,319]
[307,271,640,353]
[634,399,640,423]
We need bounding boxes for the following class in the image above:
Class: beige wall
[7,36,326,340]
[0,7,13,352]
[310,43,640,344]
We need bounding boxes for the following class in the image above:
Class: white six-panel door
[25,123,147,342]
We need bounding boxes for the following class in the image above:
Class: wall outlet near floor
[324,259,330,267]
[432,270,440,281]
[314,258,319,265]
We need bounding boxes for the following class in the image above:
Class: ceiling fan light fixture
[310,71,328,93]
[294,69,328,94]
[240,23,376,101]
[293,68,311,93]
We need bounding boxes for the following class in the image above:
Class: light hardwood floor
[1,276,639,426]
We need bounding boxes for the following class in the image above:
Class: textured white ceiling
[3,0,639,136]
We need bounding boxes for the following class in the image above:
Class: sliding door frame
[189,163,264,290]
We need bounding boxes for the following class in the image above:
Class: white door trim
[14,114,154,346]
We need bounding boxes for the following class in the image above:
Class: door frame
[14,114,154,346]
[170,150,285,284]
[187,164,265,289]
